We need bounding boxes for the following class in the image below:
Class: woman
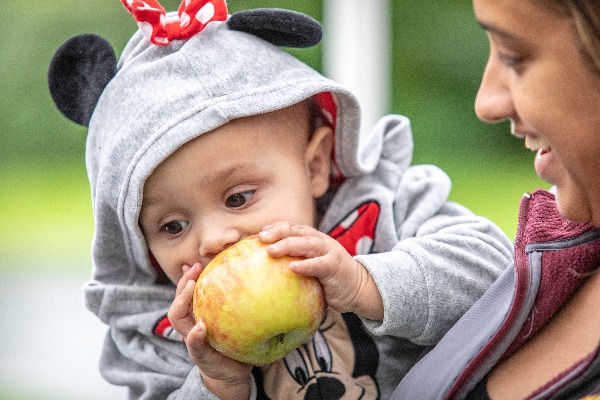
[393,0,600,398]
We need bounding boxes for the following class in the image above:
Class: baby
[48,2,513,399]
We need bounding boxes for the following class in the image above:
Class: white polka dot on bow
[196,2,215,24]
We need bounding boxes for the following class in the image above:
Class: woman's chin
[554,188,594,225]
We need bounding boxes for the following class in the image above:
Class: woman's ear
[305,125,334,198]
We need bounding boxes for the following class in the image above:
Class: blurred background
[0,0,545,398]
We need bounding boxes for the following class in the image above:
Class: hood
[48,7,385,286]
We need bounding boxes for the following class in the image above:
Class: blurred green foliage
[0,0,546,272]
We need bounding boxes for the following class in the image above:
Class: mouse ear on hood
[228,8,322,48]
[48,34,117,127]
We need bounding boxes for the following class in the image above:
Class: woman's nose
[474,58,513,123]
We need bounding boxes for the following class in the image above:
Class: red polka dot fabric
[121,0,228,45]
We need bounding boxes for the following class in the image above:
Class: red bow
[121,0,228,45]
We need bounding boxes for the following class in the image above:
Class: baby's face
[139,103,332,285]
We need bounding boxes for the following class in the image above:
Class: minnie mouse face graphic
[254,310,380,400]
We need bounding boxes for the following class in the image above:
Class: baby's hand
[168,264,253,399]
[259,222,383,321]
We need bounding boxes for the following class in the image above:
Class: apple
[192,235,326,366]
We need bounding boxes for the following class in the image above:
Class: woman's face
[473,0,600,226]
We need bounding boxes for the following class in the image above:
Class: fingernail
[267,243,281,252]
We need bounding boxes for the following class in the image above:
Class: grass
[0,162,93,274]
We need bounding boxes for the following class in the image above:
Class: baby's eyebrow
[140,196,160,208]
[211,163,248,181]
[205,161,264,183]
[141,160,262,208]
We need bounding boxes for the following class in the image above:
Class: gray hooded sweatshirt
[48,8,513,400]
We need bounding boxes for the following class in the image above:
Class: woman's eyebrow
[477,19,521,42]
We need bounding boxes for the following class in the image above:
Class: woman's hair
[541,0,600,72]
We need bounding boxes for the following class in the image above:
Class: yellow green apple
[192,235,326,366]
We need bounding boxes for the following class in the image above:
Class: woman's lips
[534,147,554,182]
[524,136,554,182]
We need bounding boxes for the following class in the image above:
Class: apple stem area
[272,333,285,345]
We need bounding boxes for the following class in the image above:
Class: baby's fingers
[175,263,203,296]
[187,320,243,372]
[168,280,197,337]
[259,221,319,243]
[186,320,254,380]
[287,256,332,279]
[186,320,211,363]
[265,233,329,262]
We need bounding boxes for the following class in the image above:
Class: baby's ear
[48,34,117,127]
[227,8,322,48]
[306,125,334,198]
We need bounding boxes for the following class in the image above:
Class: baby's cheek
[147,250,178,284]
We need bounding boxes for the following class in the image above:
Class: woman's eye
[226,191,253,208]
[488,37,527,73]
[161,220,189,235]
[500,54,523,67]
[496,50,526,71]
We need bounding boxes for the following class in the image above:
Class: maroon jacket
[393,190,600,399]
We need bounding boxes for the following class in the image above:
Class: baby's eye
[161,220,189,235]
[226,190,254,208]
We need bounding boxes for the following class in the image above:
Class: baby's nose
[198,230,241,266]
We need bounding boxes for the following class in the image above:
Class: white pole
[322,0,392,134]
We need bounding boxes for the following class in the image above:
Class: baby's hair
[306,96,325,140]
